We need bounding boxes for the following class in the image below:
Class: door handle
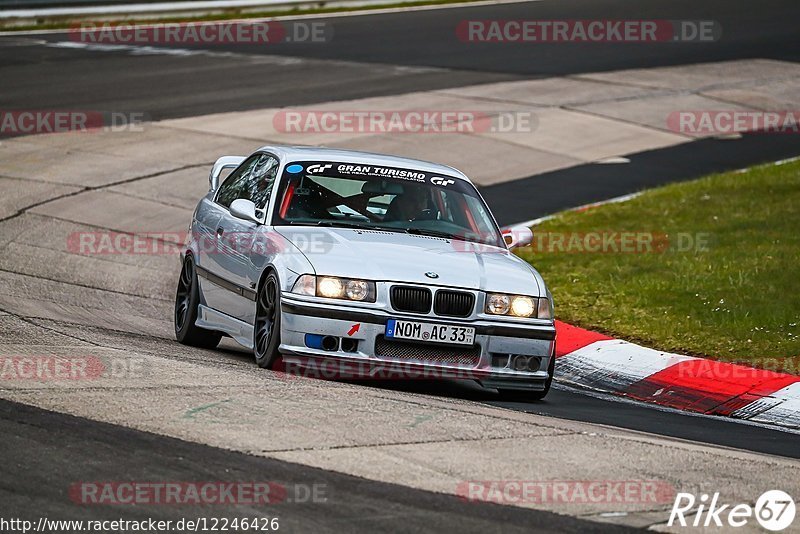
[216,226,224,237]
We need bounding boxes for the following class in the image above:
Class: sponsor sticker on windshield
[286,161,464,189]
[336,164,427,182]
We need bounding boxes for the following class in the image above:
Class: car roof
[256,145,473,184]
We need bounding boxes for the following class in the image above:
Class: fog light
[341,338,358,352]
[491,354,511,368]
[321,336,339,351]
[512,355,529,371]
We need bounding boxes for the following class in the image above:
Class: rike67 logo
[669,490,795,531]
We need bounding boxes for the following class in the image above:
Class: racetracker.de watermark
[0,110,146,137]
[276,358,496,381]
[0,355,147,381]
[527,231,711,254]
[67,230,712,256]
[69,21,331,45]
[667,111,800,135]
[457,480,676,504]
[66,231,334,256]
[273,110,537,134]
[672,357,800,381]
[457,19,721,43]
[453,231,713,254]
[69,482,327,505]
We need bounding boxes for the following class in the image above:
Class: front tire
[499,348,555,402]
[174,255,222,349]
[254,272,282,369]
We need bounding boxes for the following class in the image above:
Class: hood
[276,227,541,296]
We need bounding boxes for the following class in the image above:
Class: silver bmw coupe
[175,146,556,400]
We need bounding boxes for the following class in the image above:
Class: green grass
[517,159,800,368]
[1,0,484,32]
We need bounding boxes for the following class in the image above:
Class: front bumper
[279,295,556,391]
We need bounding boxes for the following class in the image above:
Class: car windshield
[272,161,505,248]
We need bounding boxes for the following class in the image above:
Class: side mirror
[230,199,260,224]
[501,225,533,250]
[209,156,246,192]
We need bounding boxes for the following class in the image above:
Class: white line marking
[47,40,243,57]
[0,0,540,35]
[774,155,800,166]
[595,156,630,164]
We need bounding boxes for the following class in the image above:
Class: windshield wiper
[403,227,461,240]
[316,220,385,231]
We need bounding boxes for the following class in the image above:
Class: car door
[196,154,260,316]
[212,153,280,321]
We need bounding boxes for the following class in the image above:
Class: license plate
[385,319,475,346]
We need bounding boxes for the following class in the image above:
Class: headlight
[487,294,510,315]
[345,279,369,301]
[318,276,344,298]
[292,275,376,302]
[510,296,535,317]
[485,293,548,318]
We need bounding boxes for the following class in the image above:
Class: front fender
[250,226,315,294]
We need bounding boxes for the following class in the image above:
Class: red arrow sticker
[347,323,360,336]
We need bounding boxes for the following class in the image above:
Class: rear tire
[254,272,282,369]
[499,348,555,402]
[174,255,222,349]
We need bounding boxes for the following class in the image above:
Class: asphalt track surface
[0,0,799,119]
[485,131,800,226]
[362,379,800,460]
[2,0,800,528]
[1,399,632,533]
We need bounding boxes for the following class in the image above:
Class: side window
[463,195,495,234]
[216,155,259,209]
[250,155,279,210]
[215,154,279,210]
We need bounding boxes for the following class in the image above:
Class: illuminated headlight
[486,293,548,318]
[292,275,376,302]
[318,276,344,298]
[510,296,535,317]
